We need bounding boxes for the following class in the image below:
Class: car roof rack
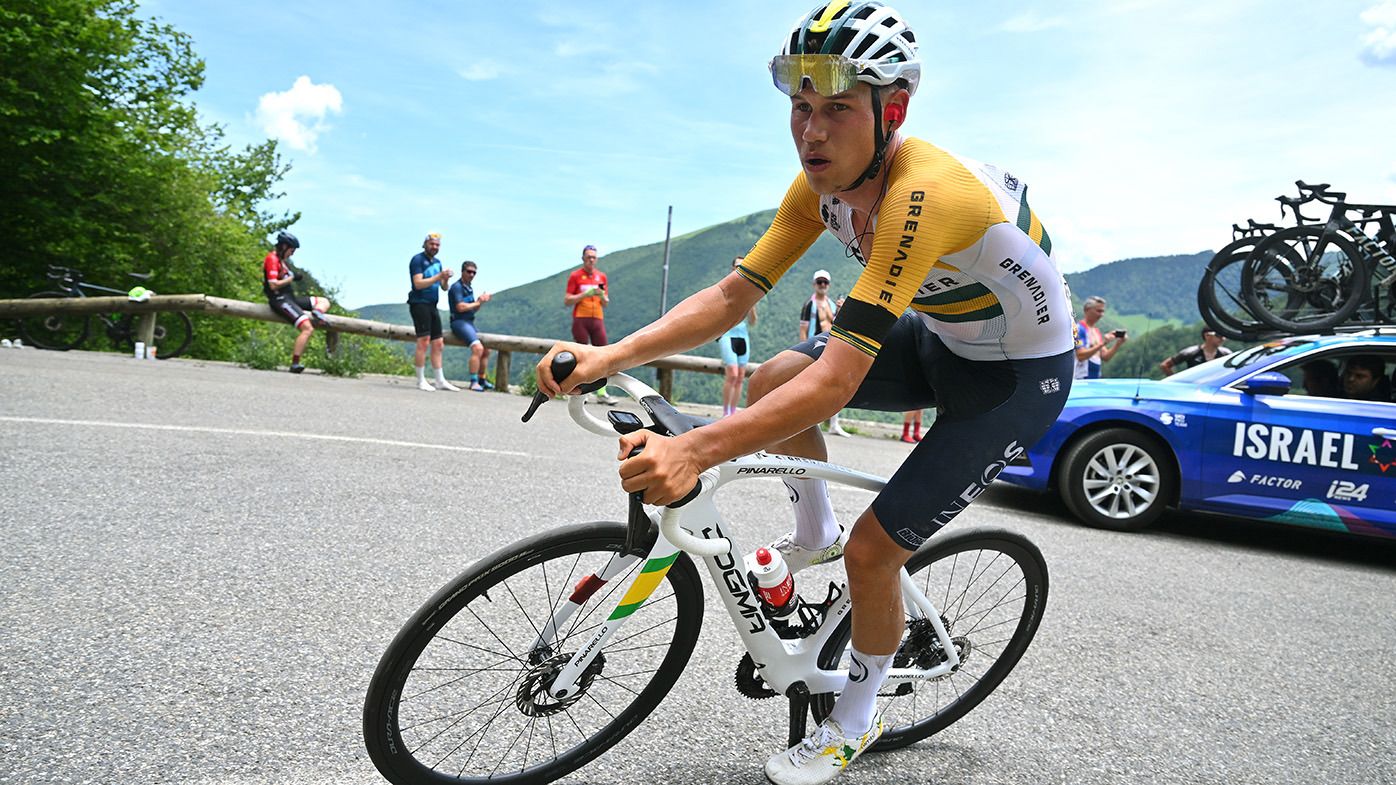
[1240,324,1396,342]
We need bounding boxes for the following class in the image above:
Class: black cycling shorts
[268,294,314,326]
[409,302,443,340]
[791,313,1075,550]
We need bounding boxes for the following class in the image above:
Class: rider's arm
[606,273,764,371]
[685,340,873,465]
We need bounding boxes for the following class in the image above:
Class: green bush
[519,365,539,397]
[236,323,288,370]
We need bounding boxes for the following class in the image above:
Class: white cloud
[999,11,1067,33]
[458,61,501,81]
[1361,1,1396,64]
[254,76,343,153]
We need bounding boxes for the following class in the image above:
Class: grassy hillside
[352,212,1221,400]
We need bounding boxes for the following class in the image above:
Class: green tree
[0,0,407,371]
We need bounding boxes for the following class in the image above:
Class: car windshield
[1166,338,1318,385]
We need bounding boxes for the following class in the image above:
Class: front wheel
[16,291,89,350]
[812,527,1049,750]
[1058,427,1177,532]
[363,522,704,785]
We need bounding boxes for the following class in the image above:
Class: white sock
[782,478,838,549]
[829,648,894,736]
[434,366,447,384]
[415,365,426,383]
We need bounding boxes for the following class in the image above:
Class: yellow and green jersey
[737,138,1075,362]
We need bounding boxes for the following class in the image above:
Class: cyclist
[262,230,331,374]
[538,3,1074,783]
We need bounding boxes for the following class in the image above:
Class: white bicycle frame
[541,372,961,702]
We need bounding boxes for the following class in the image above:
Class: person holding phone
[564,244,615,404]
[1074,295,1126,379]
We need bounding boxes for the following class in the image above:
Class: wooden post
[658,367,674,401]
[135,312,157,356]
[494,350,511,393]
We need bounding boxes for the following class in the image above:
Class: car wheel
[1058,428,1176,532]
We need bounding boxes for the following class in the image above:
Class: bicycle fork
[539,528,682,701]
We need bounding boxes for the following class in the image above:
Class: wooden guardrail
[0,294,758,398]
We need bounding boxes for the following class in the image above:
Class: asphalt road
[2,348,1394,785]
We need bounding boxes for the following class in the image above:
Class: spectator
[1301,360,1341,398]
[564,244,614,403]
[1160,328,1233,375]
[408,232,459,392]
[261,230,331,374]
[900,410,922,444]
[1342,355,1391,402]
[720,256,759,417]
[1073,295,1126,380]
[448,261,493,392]
[800,269,850,437]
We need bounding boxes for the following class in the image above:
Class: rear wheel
[811,528,1049,750]
[363,522,704,785]
[16,291,89,351]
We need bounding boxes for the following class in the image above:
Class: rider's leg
[292,320,313,364]
[748,351,838,549]
[828,510,913,735]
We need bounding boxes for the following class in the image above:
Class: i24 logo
[1326,480,1369,503]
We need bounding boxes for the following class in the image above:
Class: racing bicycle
[1240,185,1396,334]
[362,353,1049,785]
[17,265,194,358]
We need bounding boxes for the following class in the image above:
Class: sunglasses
[771,54,863,97]
[815,279,830,285]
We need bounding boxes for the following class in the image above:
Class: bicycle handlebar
[523,352,720,554]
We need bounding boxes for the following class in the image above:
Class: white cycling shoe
[764,716,884,785]
[769,525,848,575]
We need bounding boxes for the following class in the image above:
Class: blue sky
[143,1,1396,309]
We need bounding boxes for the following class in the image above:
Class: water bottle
[750,547,798,618]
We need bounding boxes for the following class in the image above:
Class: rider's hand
[536,342,615,397]
[618,431,701,506]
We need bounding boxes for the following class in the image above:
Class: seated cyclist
[537,3,1074,783]
[262,230,331,374]
[447,260,494,391]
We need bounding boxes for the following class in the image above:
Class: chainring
[734,653,778,700]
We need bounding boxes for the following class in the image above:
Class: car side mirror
[1237,371,1292,396]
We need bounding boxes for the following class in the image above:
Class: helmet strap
[841,87,889,193]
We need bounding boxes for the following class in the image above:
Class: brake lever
[521,351,608,422]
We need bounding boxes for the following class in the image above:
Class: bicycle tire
[1197,238,1270,340]
[16,291,89,351]
[1241,226,1369,333]
[118,311,194,359]
[811,527,1048,751]
[363,522,704,785]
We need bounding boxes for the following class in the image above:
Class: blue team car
[998,329,1396,538]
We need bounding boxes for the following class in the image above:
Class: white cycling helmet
[773,1,921,97]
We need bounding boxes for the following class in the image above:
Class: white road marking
[0,415,530,457]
